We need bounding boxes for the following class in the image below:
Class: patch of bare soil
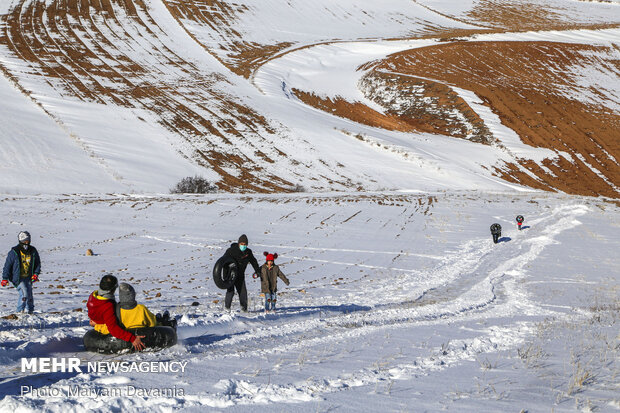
[369,41,620,198]
[293,89,417,133]
[295,79,494,145]
[466,0,620,32]
[162,0,293,78]
[0,0,294,192]
[359,71,494,144]
[414,0,619,33]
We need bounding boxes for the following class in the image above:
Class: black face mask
[20,243,29,251]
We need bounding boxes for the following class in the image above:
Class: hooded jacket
[259,263,290,293]
[224,243,261,276]
[119,304,158,330]
[87,291,135,342]
[2,245,41,286]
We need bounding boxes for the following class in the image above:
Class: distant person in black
[224,234,261,311]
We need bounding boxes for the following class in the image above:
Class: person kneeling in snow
[87,275,145,351]
[114,283,177,330]
[255,252,289,313]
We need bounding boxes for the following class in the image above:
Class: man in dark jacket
[223,234,261,312]
[87,275,145,351]
[2,231,41,314]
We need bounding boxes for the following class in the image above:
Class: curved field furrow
[161,0,480,78]
[0,0,308,192]
[364,41,620,197]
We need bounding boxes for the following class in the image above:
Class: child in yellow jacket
[94,283,167,334]
[117,283,157,328]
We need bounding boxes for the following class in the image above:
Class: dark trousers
[225,275,247,310]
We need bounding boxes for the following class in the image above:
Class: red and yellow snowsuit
[87,291,135,342]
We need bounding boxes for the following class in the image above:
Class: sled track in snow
[0,200,585,368]
[0,195,604,409]
[179,204,588,362]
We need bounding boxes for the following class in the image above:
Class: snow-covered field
[1,0,619,411]
[0,192,618,411]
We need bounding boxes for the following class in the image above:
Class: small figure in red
[516,215,524,230]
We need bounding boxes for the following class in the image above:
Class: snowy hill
[0,0,618,195]
[0,1,619,412]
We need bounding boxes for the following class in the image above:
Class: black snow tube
[213,255,239,289]
[490,223,502,244]
[83,326,177,354]
[490,223,502,235]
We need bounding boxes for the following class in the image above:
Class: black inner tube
[213,255,239,289]
[83,326,177,354]
[490,223,502,235]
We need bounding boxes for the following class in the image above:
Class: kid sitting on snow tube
[86,275,145,351]
[84,281,177,353]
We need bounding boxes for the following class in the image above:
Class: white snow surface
[0,192,618,412]
[0,1,618,410]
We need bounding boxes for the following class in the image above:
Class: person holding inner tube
[490,223,502,244]
[224,234,261,312]
[87,275,146,351]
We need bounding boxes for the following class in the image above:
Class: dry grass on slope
[466,0,620,32]
[368,41,620,198]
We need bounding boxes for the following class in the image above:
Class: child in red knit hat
[254,252,290,313]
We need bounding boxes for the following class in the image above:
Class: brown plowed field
[0,0,294,192]
[466,0,619,32]
[415,0,620,33]
[2,0,618,194]
[368,41,619,197]
[294,80,494,145]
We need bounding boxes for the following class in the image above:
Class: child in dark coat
[255,252,289,313]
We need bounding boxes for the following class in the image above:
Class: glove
[32,274,39,282]
[1,280,8,287]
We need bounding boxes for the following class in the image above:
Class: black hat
[99,274,118,292]
[238,234,248,244]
